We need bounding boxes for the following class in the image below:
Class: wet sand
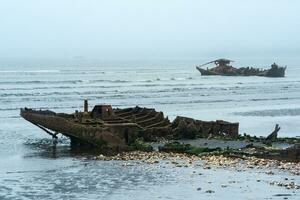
[93,151,300,199]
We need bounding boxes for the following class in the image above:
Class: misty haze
[0,1,299,200]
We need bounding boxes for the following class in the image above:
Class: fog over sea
[0,58,299,199]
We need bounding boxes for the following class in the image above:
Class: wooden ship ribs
[20,100,239,150]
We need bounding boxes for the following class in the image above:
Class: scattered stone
[273,194,292,197]
[266,171,274,175]
[270,181,300,189]
[93,151,300,175]
[205,190,215,193]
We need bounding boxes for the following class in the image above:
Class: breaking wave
[234,108,300,117]
[0,79,131,85]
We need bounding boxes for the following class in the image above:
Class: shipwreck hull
[172,116,239,138]
[20,106,173,149]
[114,107,172,140]
[196,61,286,77]
[20,109,138,149]
[20,103,239,150]
[196,67,220,76]
[263,67,286,77]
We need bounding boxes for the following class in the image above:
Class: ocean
[0,58,299,199]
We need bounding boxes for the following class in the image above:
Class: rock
[92,151,300,177]
[273,194,292,197]
[266,171,274,175]
[205,190,215,193]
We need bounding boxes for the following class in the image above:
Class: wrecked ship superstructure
[20,100,239,151]
[196,59,286,77]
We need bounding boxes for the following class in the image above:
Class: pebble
[266,171,274,175]
[270,181,300,189]
[93,151,300,192]
[93,151,300,175]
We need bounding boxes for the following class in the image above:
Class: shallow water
[0,58,299,199]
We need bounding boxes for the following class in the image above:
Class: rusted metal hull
[21,109,134,149]
[196,67,219,76]
[196,65,286,77]
[172,116,239,138]
[20,104,239,150]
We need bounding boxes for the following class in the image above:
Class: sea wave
[0,79,131,85]
[0,70,60,73]
[234,108,300,117]
[0,85,120,91]
[0,105,80,112]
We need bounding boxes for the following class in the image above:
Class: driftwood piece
[266,124,280,141]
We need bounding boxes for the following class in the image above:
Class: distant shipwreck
[196,58,286,77]
[20,100,239,151]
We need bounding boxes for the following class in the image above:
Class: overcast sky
[0,0,299,60]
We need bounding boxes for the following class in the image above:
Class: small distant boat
[196,58,286,77]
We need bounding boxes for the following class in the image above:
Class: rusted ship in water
[20,100,239,151]
[196,59,286,77]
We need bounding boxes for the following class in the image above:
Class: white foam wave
[0,70,60,73]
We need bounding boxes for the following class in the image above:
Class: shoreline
[93,150,300,176]
[92,150,300,192]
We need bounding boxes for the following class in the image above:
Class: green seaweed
[159,142,221,155]
[159,142,191,153]
[186,146,221,155]
[130,139,153,152]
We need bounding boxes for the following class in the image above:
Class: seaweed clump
[159,142,221,155]
[130,139,153,152]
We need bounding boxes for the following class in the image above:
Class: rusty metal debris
[266,124,280,141]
